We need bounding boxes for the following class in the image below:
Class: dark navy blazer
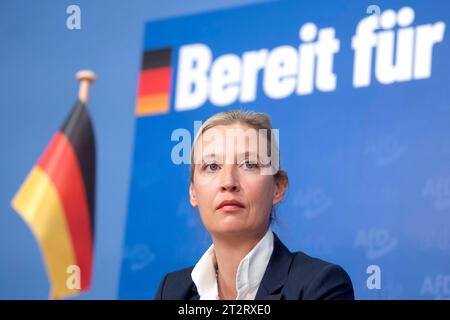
[155,233,354,300]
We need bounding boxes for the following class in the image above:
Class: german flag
[135,47,172,116]
[12,99,95,299]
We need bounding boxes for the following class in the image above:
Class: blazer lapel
[255,233,294,300]
[188,283,200,300]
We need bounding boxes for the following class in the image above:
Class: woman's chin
[212,220,250,235]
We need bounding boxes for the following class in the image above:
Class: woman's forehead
[197,125,265,155]
[191,123,279,174]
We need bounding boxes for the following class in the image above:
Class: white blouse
[191,229,274,300]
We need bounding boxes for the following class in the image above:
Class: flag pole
[76,70,96,104]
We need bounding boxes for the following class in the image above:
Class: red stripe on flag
[37,132,93,290]
[138,67,172,96]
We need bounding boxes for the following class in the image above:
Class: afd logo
[354,227,398,260]
[136,6,446,116]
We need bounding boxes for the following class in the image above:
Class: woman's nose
[220,165,240,192]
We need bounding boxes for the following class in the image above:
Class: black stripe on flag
[141,48,172,70]
[60,100,96,238]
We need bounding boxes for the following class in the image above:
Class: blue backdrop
[119,0,450,300]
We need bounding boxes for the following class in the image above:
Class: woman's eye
[205,163,219,172]
[243,161,258,170]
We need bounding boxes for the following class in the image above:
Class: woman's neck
[211,229,268,300]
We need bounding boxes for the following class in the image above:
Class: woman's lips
[217,204,244,212]
[217,200,245,212]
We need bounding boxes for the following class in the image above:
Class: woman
[156,110,354,300]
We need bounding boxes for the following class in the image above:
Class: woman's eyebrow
[236,151,259,161]
[201,153,224,161]
[201,152,260,163]
[202,153,216,159]
[238,151,258,157]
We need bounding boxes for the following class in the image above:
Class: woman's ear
[272,172,288,205]
[189,183,198,207]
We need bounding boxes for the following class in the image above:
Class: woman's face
[189,123,286,239]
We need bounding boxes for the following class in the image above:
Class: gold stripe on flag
[12,166,79,298]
